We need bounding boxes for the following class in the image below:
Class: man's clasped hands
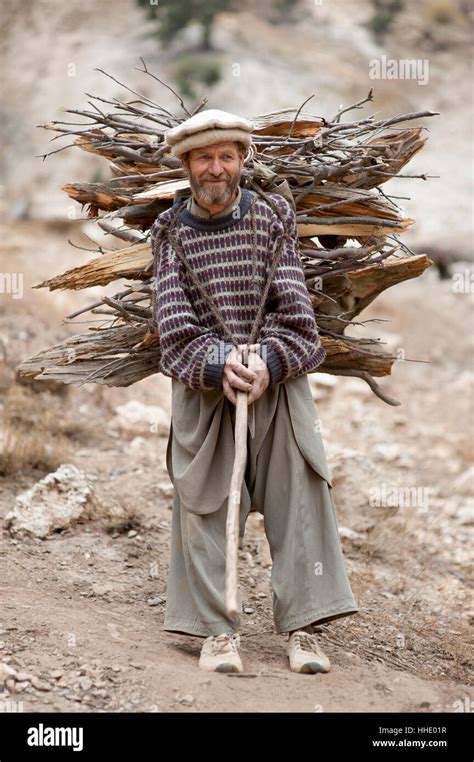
[222,343,270,406]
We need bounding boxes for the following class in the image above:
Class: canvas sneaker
[199,633,243,673]
[287,630,331,674]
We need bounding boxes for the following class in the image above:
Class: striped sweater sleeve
[150,219,232,391]
[257,200,326,385]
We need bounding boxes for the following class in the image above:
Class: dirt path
[1,569,470,713]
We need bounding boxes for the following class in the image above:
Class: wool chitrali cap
[163,109,255,159]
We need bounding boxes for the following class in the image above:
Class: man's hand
[222,343,269,406]
[246,345,270,404]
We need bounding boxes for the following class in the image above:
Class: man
[150,109,358,674]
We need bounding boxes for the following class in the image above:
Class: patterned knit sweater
[149,188,326,391]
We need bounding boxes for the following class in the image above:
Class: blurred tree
[175,54,222,98]
[273,0,300,17]
[136,0,232,50]
[268,0,302,25]
[367,0,404,39]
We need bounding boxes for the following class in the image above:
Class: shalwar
[163,372,358,637]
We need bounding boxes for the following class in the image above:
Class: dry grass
[335,505,473,685]
[423,0,467,25]
[103,503,144,536]
[0,382,97,477]
[0,424,72,477]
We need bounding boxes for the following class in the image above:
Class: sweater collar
[176,187,254,231]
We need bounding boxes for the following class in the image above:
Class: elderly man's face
[183,141,244,207]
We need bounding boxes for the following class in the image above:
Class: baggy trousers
[163,373,358,637]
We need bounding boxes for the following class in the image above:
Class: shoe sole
[215,663,242,673]
[295,662,330,674]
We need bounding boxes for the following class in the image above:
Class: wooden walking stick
[225,357,249,617]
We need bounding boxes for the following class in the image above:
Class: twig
[315,368,401,406]
[332,88,374,123]
[136,57,191,117]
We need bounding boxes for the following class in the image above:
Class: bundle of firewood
[17,60,438,405]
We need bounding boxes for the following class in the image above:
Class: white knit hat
[164,109,255,159]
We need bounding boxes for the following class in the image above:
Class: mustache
[188,169,239,206]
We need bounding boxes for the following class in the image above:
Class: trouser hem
[163,617,239,638]
[275,600,359,634]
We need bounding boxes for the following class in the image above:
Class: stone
[147,596,164,606]
[456,505,474,526]
[30,676,52,691]
[113,400,169,436]
[4,464,94,538]
[338,526,367,542]
[0,663,17,684]
[158,480,174,499]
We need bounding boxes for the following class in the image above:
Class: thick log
[61,182,132,211]
[16,324,160,387]
[16,331,393,386]
[33,243,152,291]
[297,219,413,237]
[311,254,433,330]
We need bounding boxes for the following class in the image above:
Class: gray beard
[190,173,240,206]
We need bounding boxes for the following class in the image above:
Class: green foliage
[273,0,300,14]
[136,0,232,50]
[367,0,404,38]
[268,0,302,25]
[174,54,222,98]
